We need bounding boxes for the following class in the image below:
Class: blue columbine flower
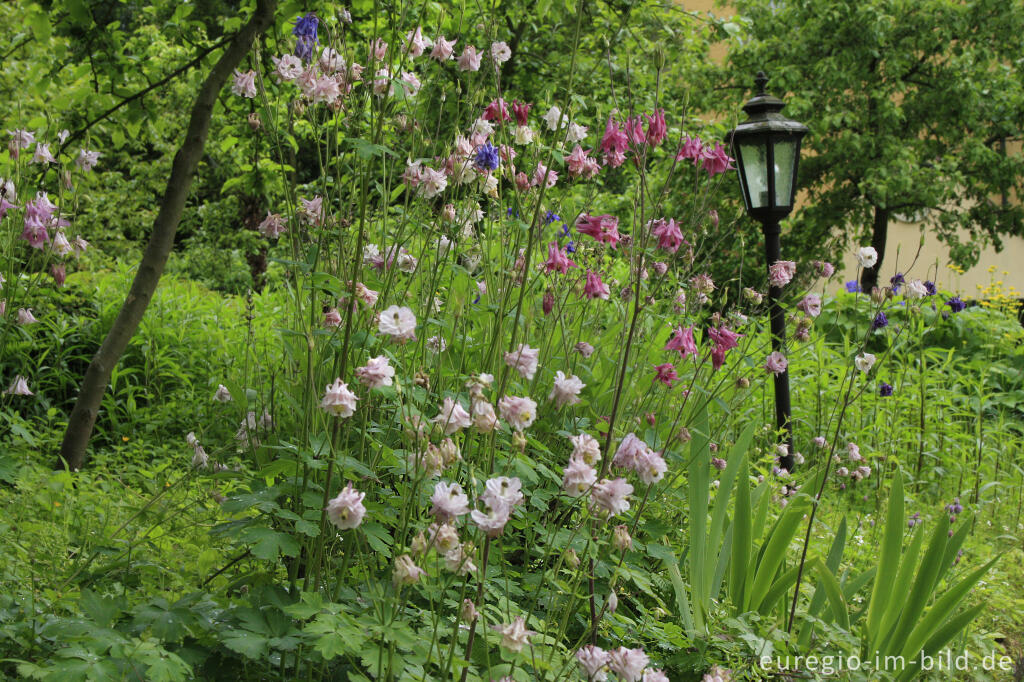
[872,312,888,329]
[544,210,561,225]
[845,280,862,293]
[559,223,570,238]
[293,13,319,62]
[474,142,500,171]
[879,382,894,397]
[890,272,904,293]
[947,296,966,313]
[924,280,937,296]
[565,240,576,254]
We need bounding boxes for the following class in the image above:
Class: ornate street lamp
[727,71,808,471]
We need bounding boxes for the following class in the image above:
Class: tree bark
[860,206,890,292]
[58,0,277,470]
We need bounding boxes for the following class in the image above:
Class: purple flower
[845,280,862,293]
[879,382,893,397]
[890,272,905,293]
[474,142,500,171]
[545,210,562,225]
[293,13,319,62]
[872,312,888,329]
[947,296,966,313]
[924,280,937,296]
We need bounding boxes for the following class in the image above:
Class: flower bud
[461,599,479,622]
[612,524,632,552]
[735,377,750,389]
[543,290,554,315]
[247,112,262,130]
[607,591,618,614]
[565,548,580,569]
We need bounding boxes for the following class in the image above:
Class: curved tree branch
[58,0,278,470]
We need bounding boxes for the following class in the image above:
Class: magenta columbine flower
[576,213,620,247]
[583,271,610,300]
[665,326,698,358]
[653,363,678,386]
[544,241,575,274]
[650,218,683,253]
[326,482,366,530]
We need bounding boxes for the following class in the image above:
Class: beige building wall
[683,0,1024,300]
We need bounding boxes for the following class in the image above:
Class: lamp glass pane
[739,141,770,208]
[773,139,798,208]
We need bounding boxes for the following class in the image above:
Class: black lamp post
[727,71,808,471]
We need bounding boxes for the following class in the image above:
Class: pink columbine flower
[393,554,427,587]
[72,235,88,257]
[583,271,611,300]
[624,116,647,148]
[490,41,512,64]
[708,326,742,352]
[576,645,611,680]
[591,478,634,516]
[498,395,537,431]
[504,343,539,380]
[482,98,511,123]
[430,35,456,60]
[32,143,56,165]
[665,326,698,358]
[576,214,620,246]
[544,241,575,274]
[532,162,558,188]
[565,145,591,176]
[654,362,678,387]
[491,617,534,653]
[323,307,342,327]
[700,143,734,177]
[600,117,629,167]
[272,54,303,81]
[321,378,358,417]
[608,647,650,682]
[405,26,432,57]
[17,308,38,325]
[562,455,598,497]
[51,230,72,257]
[257,212,286,239]
[51,264,66,286]
[575,341,595,357]
[231,69,258,98]
[398,71,421,97]
[646,109,667,147]
[213,384,232,402]
[643,669,670,682]
[549,370,585,408]
[636,449,667,484]
[797,294,822,317]
[471,496,512,537]
[764,351,788,376]
[418,167,447,198]
[75,149,100,171]
[650,218,683,253]
[355,355,394,388]
[433,397,472,435]
[456,45,481,71]
[326,482,366,530]
[768,260,797,288]
[4,376,33,396]
[378,305,417,342]
[570,432,602,465]
[430,481,470,521]
[613,433,649,471]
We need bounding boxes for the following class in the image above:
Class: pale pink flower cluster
[768,260,796,288]
[429,481,470,522]
[471,476,523,537]
[257,212,287,239]
[320,378,358,417]
[355,355,394,388]
[549,370,585,408]
[504,344,539,380]
[590,478,634,516]
[764,351,788,376]
[326,482,366,530]
[433,397,472,435]
[231,69,258,98]
[612,433,667,484]
[498,395,537,431]
[378,305,417,342]
[491,616,534,652]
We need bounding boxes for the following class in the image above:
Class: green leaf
[812,557,850,631]
[866,472,904,651]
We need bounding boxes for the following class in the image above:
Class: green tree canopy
[724,0,1024,290]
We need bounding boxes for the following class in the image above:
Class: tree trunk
[860,206,889,292]
[58,0,278,470]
